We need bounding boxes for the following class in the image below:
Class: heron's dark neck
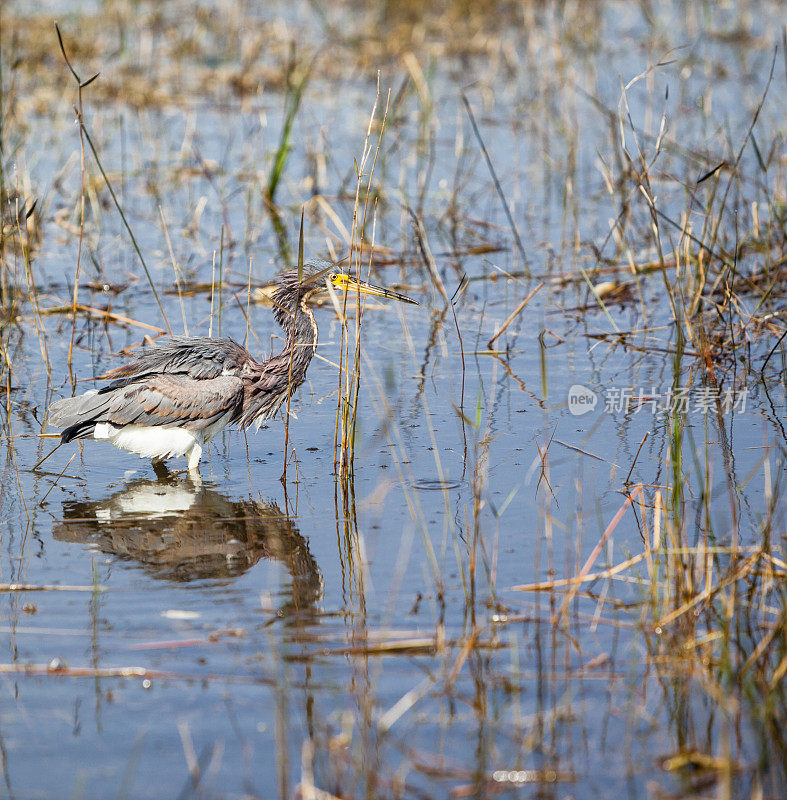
[272,288,318,385]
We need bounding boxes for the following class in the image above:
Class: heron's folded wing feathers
[48,391,109,429]
[101,374,245,430]
[101,338,253,389]
[50,375,245,433]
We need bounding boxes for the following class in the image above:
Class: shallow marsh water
[0,1,785,798]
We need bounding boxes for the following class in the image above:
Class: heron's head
[323,270,418,305]
[279,259,418,306]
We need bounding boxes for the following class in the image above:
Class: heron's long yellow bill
[330,272,418,305]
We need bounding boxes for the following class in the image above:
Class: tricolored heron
[47,259,417,475]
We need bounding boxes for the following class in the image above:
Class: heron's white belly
[94,423,199,460]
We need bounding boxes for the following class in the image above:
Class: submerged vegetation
[0,0,785,798]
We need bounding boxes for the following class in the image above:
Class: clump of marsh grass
[265,48,312,265]
[520,50,787,795]
[56,24,172,349]
[332,79,391,481]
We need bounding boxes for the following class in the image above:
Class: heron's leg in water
[151,459,171,481]
[187,442,203,475]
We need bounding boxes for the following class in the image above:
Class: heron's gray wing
[102,374,245,429]
[102,337,254,389]
[50,374,245,439]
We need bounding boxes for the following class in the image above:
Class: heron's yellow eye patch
[330,273,351,291]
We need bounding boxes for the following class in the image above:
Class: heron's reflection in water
[53,476,323,613]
